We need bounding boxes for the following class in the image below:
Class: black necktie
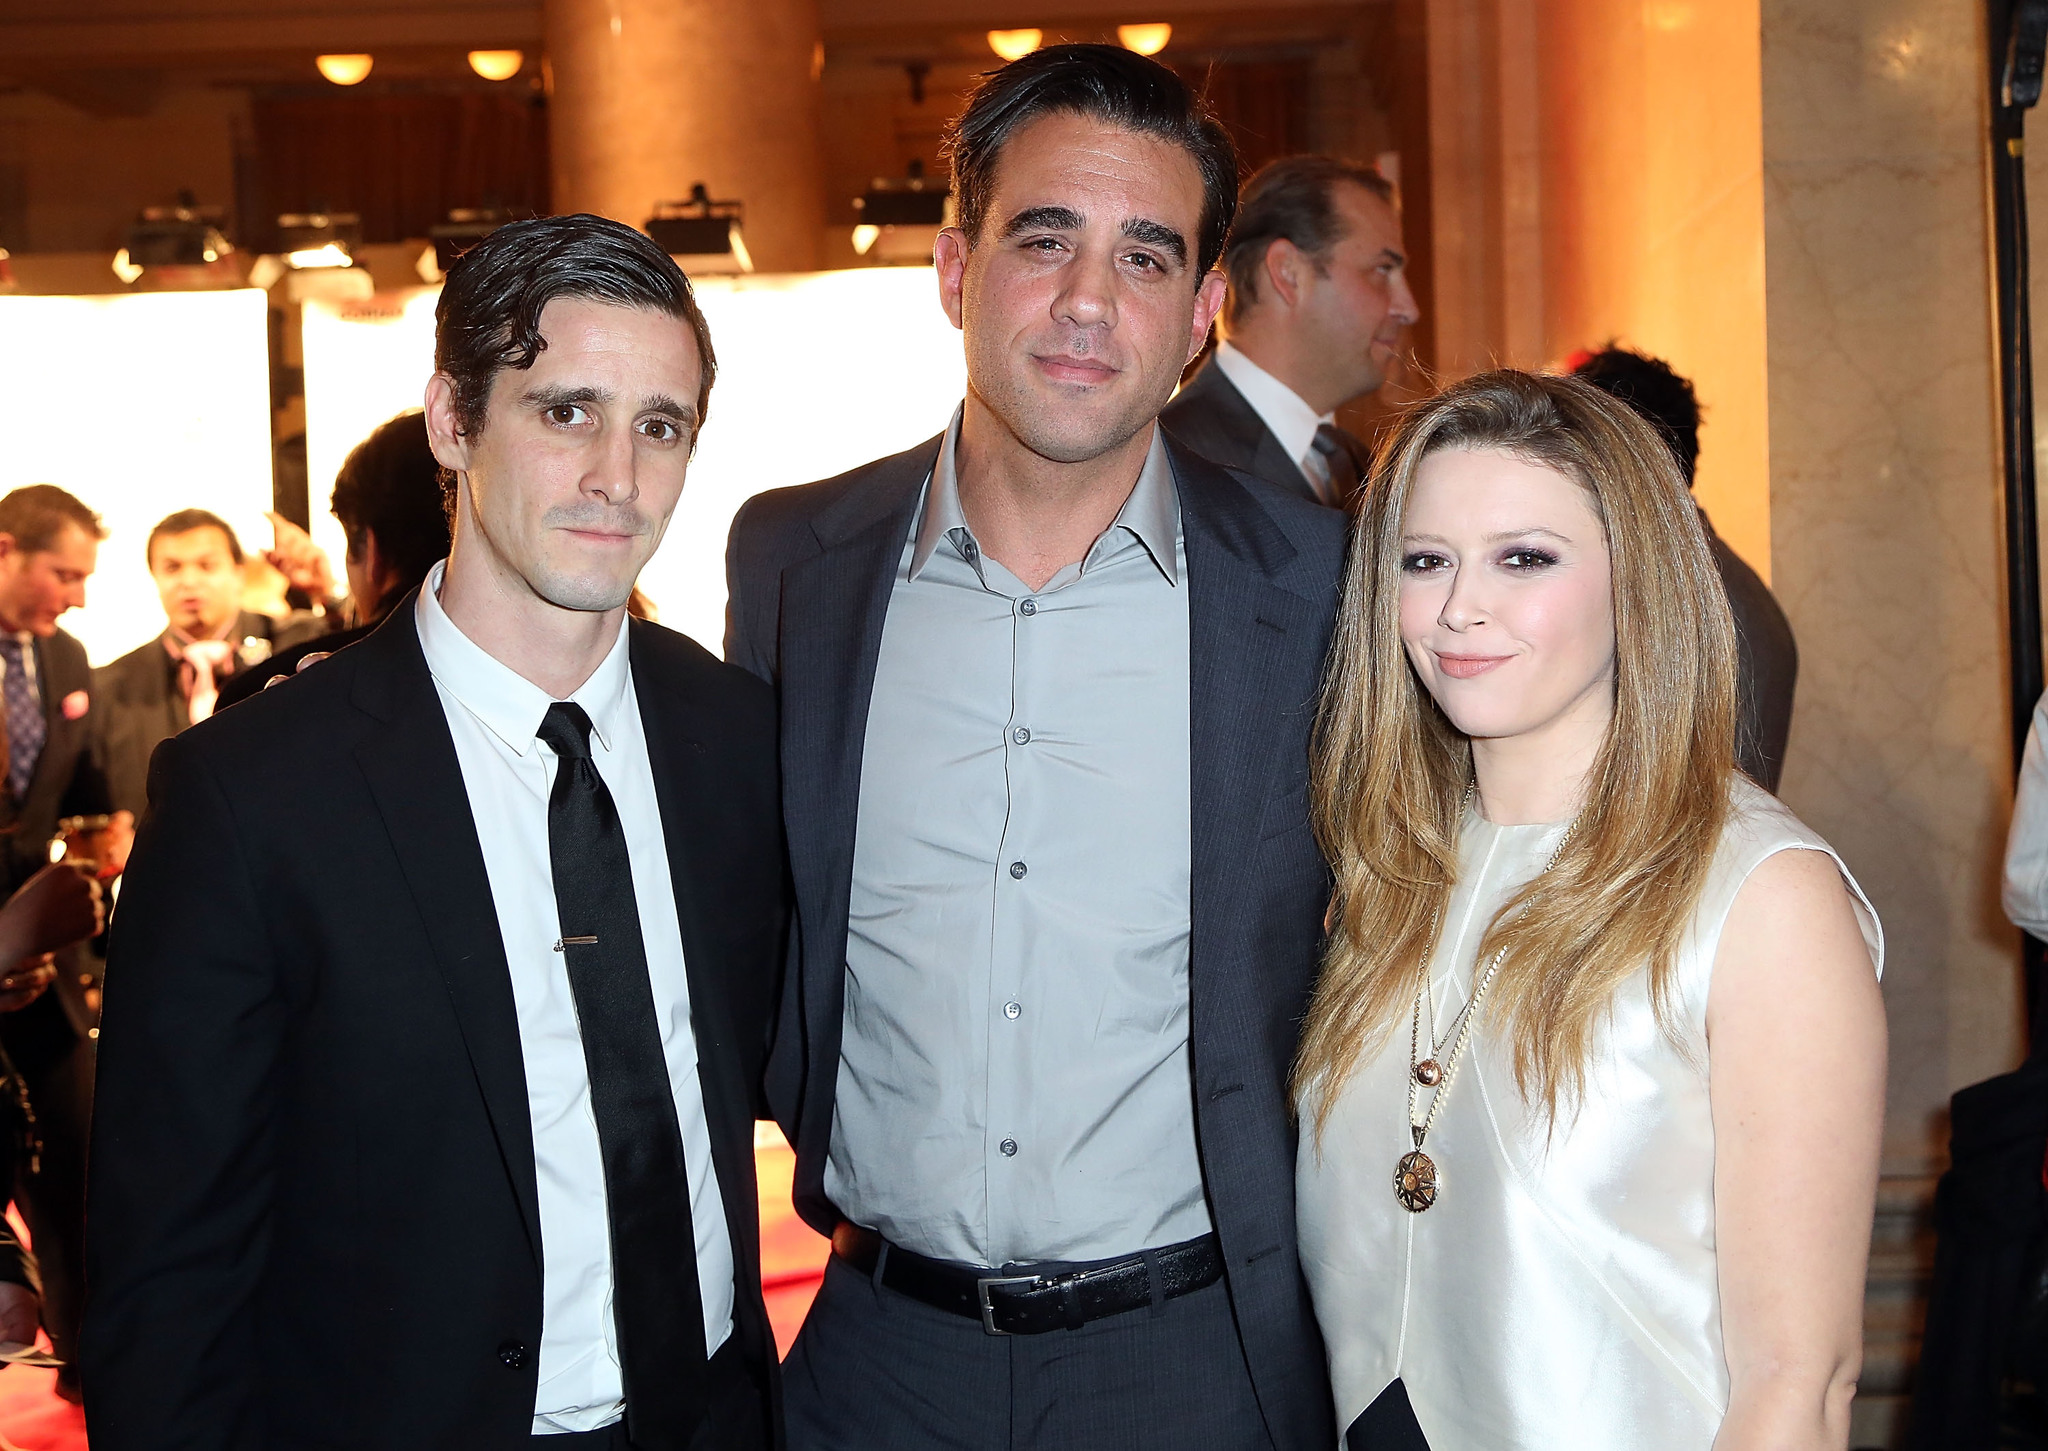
[1311,422,1366,508]
[538,701,707,1448]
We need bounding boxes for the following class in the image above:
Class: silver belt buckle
[975,1272,1043,1335]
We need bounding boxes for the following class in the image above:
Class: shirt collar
[1210,340,1333,470]
[413,559,631,759]
[909,403,1181,586]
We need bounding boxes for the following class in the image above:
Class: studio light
[987,29,1043,61]
[646,186,753,275]
[1117,23,1172,55]
[851,169,950,266]
[315,53,374,86]
[277,212,361,269]
[112,199,235,288]
[428,207,514,277]
[468,49,524,81]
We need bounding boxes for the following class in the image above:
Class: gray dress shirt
[825,409,1212,1268]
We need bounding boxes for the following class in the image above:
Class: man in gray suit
[1163,155,1419,508]
[1572,346,1798,790]
[727,44,1342,1451]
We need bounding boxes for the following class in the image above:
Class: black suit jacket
[93,611,329,818]
[1162,355,1368,510]
[724,433,1344,1451]
[0,625,114,1058]
[1702,510,1798,792]
[82,605,787,1450]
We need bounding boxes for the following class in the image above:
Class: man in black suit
[216,410,452,708]
[727,46,1341,1451]
[93,509,326,817]
[1163,155,1419,509]
[85,214,785,1450]
[0,484,118,1400]
[1571,345,1799,790]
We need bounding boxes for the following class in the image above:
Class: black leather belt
[830,1223,1223,1335]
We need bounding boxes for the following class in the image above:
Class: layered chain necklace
[1394,798,1578,1213]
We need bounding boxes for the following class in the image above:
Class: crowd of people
[0,39,1885,1451]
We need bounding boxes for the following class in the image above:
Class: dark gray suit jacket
[724,433,1344,1451]
[1703,510,1798,792]
[1162,355,1368,511]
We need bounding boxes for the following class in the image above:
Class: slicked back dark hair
[1223,155,1395,327]
[942,43,1239,279]
[331,410,452,617]
[147,508,242,567]
[1570,345,1702,486]
[432,213,718,509]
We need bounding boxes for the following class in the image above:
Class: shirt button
[1004,1001,1022,1019]
[1012,727,1031,745]
[1019,598,1038,616]
[1009,861,1028,879]
[497,1341,529,1369]
[999,1138,1019,1157]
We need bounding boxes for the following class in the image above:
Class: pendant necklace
[1396,803,1578,1214]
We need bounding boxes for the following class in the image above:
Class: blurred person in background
[92,510,326,819]
[0,484,117,1402]
[1163,154,1418,510]
[1570,346,1798,792]
[217,410,452,708]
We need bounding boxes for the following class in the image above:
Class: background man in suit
[727,45,1343,1451]
[1570,345,1798,790]
[217,410,452,707]
[1162,155,1419,508]
[0,484,116,1402]
[85,213,786,1450]
[93,509,325,816]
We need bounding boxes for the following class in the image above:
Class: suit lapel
[1195,361,1321,503]
[1174,445,1319,1029]
[777,445,930,1151]
[630,631,760,1260]
[347,609,542,1266]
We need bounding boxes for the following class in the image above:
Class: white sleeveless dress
[1295,778,1883,1449]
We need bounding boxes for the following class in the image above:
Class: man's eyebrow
[521,382,697,427]
[1377,247,1407,268]
[520,382,612,409]
[1120,217,1188,266]
[999,205,1085,239]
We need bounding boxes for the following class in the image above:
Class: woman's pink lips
[1434,652,1513,679]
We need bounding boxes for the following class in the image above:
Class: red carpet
[0,1131,830,1449]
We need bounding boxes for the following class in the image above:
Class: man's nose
[1389,270,1421,328]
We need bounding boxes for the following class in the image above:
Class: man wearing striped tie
[0,483,117,1402]
[1162,155,1420,510]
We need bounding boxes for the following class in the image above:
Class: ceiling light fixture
[987,29,1043,62]
[1117,23,1171,55]
[315,53,374,86]
[468,49,524,81]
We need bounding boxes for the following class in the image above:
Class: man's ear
[1188,271,1228,366]
[1262,237,1313,312]
[422,373,475,477]
[933,227,970,333]
[0,533,21,567]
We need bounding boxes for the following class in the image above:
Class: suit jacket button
[498,1341,529,1369]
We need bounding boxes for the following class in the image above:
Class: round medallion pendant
[1394,1150,1439,1212]
[1413,1058,1444,1087]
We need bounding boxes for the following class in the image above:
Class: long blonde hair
[1296,370,1738,1135]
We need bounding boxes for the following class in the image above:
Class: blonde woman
[1296,371,1886,1451]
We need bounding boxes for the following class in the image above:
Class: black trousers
[783,1251,1272,1450]
[8,998,91,1387]
[527,1339,764,1449]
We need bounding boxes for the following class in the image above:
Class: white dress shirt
[2007,688,2048,936]
[1211,340,1338,498]
[414,563,733,1434]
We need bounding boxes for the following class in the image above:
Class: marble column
[1764,2,2018,1440]
[544,0,825,274]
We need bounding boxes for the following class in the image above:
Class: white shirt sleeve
[2003,690,2048,935]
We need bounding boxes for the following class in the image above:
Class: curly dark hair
[432,212,718,521]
